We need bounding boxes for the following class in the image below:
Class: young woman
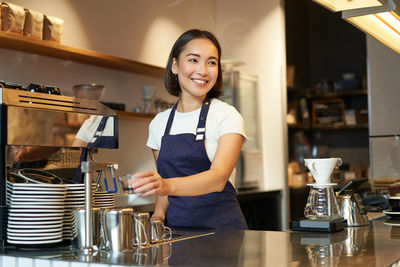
[129,29,247,229]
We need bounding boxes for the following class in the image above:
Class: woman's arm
[149,149,169,222]
[11,146,60,163]
[71,138,88,147]
[132,133,244,197]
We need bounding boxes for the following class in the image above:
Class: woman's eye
[188,58,197,63]
[208,61,217,66]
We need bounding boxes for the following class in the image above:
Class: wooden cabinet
[237,190,282,231]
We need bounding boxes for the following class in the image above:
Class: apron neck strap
[87,116,109,147]
[164,98,211,137]
[195,98,211,140]
[163,102,178,136]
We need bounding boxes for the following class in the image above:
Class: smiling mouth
[192,78,208,85]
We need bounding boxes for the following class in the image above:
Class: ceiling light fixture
[342,0,400,54]
[313,0,385,12]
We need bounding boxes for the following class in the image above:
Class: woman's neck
[177,94,206,113]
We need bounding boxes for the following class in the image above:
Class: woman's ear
[171,58,178,75]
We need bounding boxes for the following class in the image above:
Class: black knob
[27,83,46,93]
[5,82,22,90]
[45,86,61,95]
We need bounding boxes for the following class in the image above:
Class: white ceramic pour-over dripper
[141,86,155,100]
[304,158,342,185]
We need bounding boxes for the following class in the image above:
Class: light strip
[313,0,385,12]
[343,0,400,54]
[375,11,400,35]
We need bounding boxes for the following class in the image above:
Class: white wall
[1,0,217,206]
[216,0,287,192]
[367,35,400,178]
[367,36,400,136]
[9,0,216,67]
[1,0,216,177]
[2,1,287,205]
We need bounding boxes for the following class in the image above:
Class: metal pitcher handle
[134,219,148,246]
[162,224,172,241]
[101,210,110,250]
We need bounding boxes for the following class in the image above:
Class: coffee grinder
[290,158,347,232]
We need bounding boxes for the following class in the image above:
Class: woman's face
[172,38,219,99]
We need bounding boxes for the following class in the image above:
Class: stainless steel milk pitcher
[102,207,136,251]
[134,212,150,247]
[102,208,150,251]
[150,220,172,244]
[73,207,102,250]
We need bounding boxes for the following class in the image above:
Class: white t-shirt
[147,98,247,183]
[75,116,115,143]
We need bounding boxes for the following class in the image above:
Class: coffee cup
[389,197,400,211]
[118,174,135,194]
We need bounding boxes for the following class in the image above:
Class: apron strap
[75,116,110,183]
[164,98,211,139]
[88,116,109,147]
[163,102,178,136]
[195,98,211,141]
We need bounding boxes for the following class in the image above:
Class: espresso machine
[0,84,118,248]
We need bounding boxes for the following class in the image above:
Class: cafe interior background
[1,0,399,231]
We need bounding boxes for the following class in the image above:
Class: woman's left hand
[129,171,169,197]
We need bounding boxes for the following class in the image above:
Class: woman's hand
[129,170,170,197]
[150,212,165,223]
[9,146,59,163]
[9,146,22,163]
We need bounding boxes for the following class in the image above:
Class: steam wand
[80,159,118,254]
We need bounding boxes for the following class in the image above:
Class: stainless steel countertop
[2,215,400,266]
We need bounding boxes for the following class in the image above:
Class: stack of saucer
[93,189,115,208]
[63,184,86,241]
[64,184,115,240]
[6,180,66,246]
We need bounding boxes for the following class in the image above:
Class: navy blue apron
[73,117,115,183]
[157,98,247,230]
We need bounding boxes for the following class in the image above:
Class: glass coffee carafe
[304,158,343,220]
[304,185,341,220]
[141,86,156,114]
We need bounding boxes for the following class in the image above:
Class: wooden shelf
[0,31,164,78]
[114,110,155,122]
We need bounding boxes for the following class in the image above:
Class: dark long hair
[164,29,222,98]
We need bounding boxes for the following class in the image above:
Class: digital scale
[290,218,347,233]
